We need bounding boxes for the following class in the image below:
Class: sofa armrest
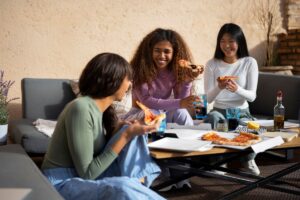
[0,144,63,200]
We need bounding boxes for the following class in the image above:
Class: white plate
[148,137,212,152]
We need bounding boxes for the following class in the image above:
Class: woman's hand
[112,120,134,136]
[123,120,159,139]
[217,77,228,89]
[110,120,159,154]
[180,95,200,110]
[217,77,238,92]
[179,66,204,82]
[225,79,238,92]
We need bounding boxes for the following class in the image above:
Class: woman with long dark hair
[204,23,259,175]
[41,53,165,200]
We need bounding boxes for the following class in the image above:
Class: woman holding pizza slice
[203,23,259,175]
[41,53,165,200]
[122,28,203,191]
[122,28,203,126]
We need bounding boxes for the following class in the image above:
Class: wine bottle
[273,90,285,131]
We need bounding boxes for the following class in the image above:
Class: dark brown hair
[79,52,132,139]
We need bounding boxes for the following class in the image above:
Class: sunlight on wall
[0,0,284,120]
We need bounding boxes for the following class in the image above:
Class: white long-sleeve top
[204,57,258,109]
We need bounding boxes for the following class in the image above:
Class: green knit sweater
[41,96,118,180]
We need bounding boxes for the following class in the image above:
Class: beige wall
[0,0,284,121]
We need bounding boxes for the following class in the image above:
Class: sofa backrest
[22,78,76,120]
[249,72,300,121]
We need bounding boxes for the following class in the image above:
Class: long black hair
[214,23,249,59]
[79,53,132,139]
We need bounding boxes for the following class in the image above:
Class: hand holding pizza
[178,59,204,82]
[125,120,159,138]
[225,79,238,92]
[180,95,200,110]
[217,76,238,92]
[136,101,166,127]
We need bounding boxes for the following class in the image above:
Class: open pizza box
[160,129,285,153]
[262,132,298,142]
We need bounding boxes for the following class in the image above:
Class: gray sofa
[249,72,300,122]
[0,144,63,200]
[10,74,300,156]
[10,78,76,154]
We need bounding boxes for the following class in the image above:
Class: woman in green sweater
[41,53,165,200]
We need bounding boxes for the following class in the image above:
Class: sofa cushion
[0,144,63,200]
[249,72,300,121]
[10,119,50,154]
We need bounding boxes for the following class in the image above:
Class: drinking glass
[151,110,167,141]
[226,108,240,131]
[193,94,207,119]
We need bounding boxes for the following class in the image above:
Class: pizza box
[262,131,298,142]
[148,137,213,152]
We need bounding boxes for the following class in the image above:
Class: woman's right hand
[217,77,228,89]
[111,120,160,154]
[123,120,159,139]
[180,95,200,109]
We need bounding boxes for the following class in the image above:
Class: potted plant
[252,0,292,74]
[0,70,19,145]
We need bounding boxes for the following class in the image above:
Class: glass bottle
[216,119,228,132]
[273,90,285,131]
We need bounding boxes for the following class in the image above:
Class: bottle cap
[277,90,283,97]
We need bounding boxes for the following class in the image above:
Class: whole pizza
[202,132,261,146]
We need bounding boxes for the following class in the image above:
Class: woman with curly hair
[122,28,203,126]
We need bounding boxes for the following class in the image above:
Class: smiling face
[220,33,238,63]
[152,40,174,70]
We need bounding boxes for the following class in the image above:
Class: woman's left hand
[225,79,238,92]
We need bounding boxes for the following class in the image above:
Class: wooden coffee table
[150,127,300,198]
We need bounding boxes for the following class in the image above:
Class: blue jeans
[42,125,165,200]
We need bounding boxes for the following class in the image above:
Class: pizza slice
[201,132,231,145]
[218,76,238,81]
[136,101,166,125]
[201,132,261,146]
[178,59,204,71]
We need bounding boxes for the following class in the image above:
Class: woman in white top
[204,23,259,175]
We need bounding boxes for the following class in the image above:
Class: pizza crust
[218,76,238,81]
[202,132,261,146]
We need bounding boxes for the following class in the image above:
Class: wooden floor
[158,149,300,200]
